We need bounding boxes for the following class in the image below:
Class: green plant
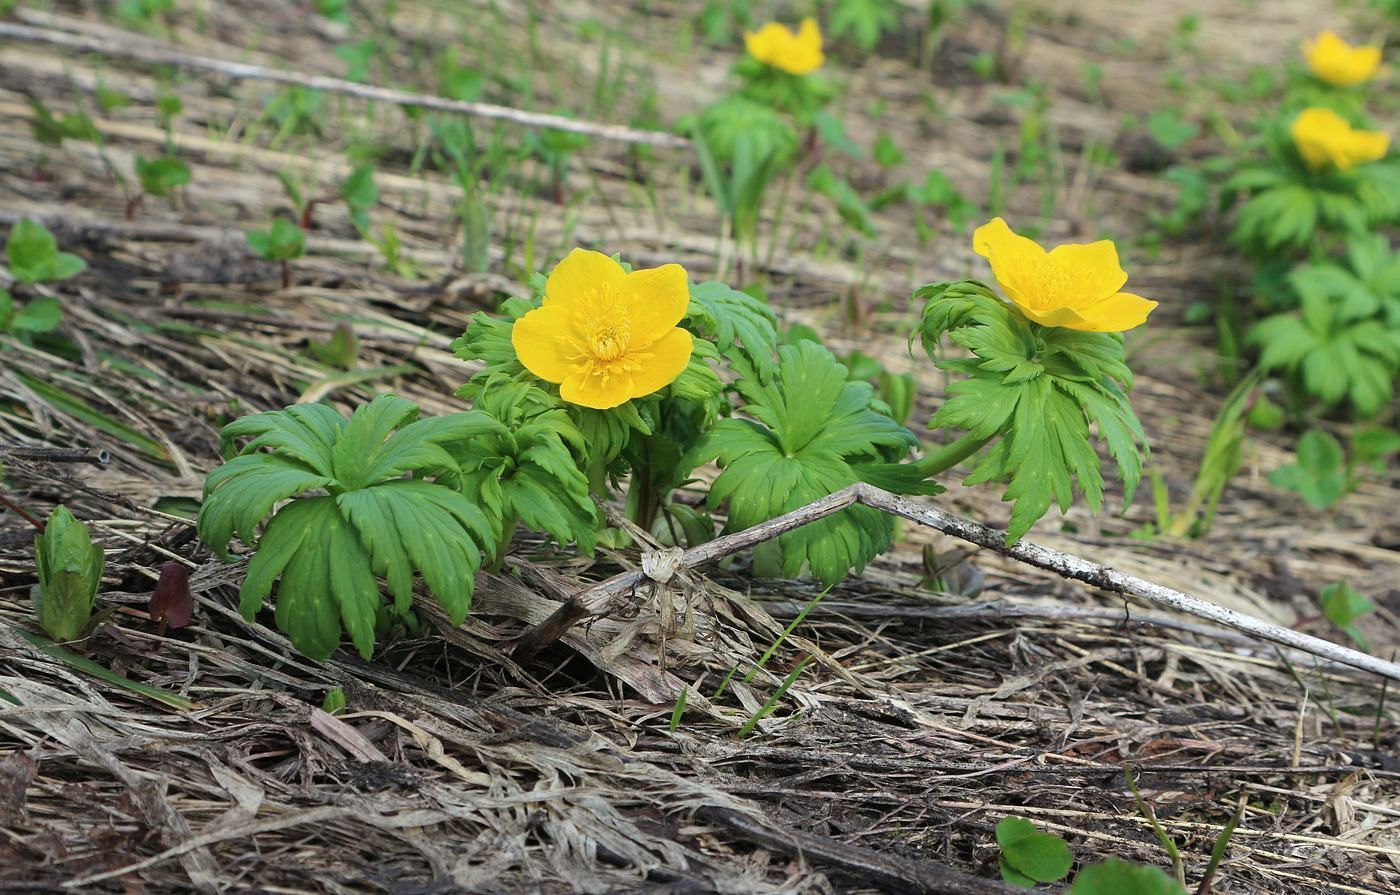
[996,817,1073,887]
[1319,580,1375,650]
[1268,427,1397,510]
[1144,371,1259,539]
[830,0,901,51]
[691,97,798,257]
[685,340,940,585]
[246,218,307,289]
[5,218,87,285]
[340,164,379,234]
[322,687,348,714]
[114,0,173,28]
[443,378,598,563]
[32,506,105,643]
[197,395,500,660]
[0,290,62,343]
[916,280,1148,542]
[1067,860,1187,895]
[1250,234,1400,418]
[1227,126,1400,257]
[307,322,360,371]
[29,99,99,146]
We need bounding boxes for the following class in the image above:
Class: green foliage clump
[686,341,939,584]
[198,395,499,660]
[918,281,1148,542]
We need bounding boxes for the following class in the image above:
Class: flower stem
[913,431,994,478]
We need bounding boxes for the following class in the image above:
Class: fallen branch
[0,19,690,148]
[511,483,1400,682]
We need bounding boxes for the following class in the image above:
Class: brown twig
[0,19,690,149]
[510,484,1400,682]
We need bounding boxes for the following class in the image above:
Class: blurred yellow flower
[511,249,694,409]
[972,218,1157,333]
[1290,107,1389,171]
[745,18,824,75]
[1303,31,1381,87]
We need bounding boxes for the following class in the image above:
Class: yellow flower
[1290,107,1389,171]
[511,249,694,410]
[972,218,1158,333]
[1303,31,1381,87]
[745,18,824,75]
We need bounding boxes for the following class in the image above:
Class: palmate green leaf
[687,281,778,378]
[687,342,938,585]
[200,395,495,660]
[1251,302,1400,418]
[449,379,598,553]
[452,299,536,399]
[919,279,1148,543]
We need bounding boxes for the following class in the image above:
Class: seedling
[32,506,105,643]
[5,218,87,285]
[246,218,307,289]
[1319,580,1375,650]
[1266,428,1391,510]
[129,154,191,219]
[996,816,1073,887]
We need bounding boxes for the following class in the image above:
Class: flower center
[568,285,639,383]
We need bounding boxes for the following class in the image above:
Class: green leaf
[1067,859,1187,895]
[15,629,193,710]
[687,281,779,377]
[1319,580,1374,650]
[446,380,598,554]
[996,816,1073,884]
[341,164,379,213]
[687,341,938,585]
[5,218,86,284]
[135,155,192,197]
[1268,429,1349,510]
[200,396,495,659]
[11,297,62,334]
[246,218,306,262]
[32,506,104,642]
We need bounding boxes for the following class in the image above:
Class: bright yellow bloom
[511,249,694,410]
[745,18,824,75]
[972,218,1157,333]
[1303,31,1381,87]
[1290,107,1389,171]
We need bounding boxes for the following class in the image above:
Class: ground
[1,1,1398,893]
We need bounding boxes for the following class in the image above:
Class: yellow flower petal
[559,372,632,410]
[625,328,694,398]
[1047,239,1128,302]
[516,248,697,409]
[1290,107,1389,171]
[1069,292,1159,333]
[621,263,690,346]
[1303,31,1382,87]
[745,18,823,75]
[544,248,626,309]
[973,217,1047,310]
[511,304,576,384]
[971,218,1157,333]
